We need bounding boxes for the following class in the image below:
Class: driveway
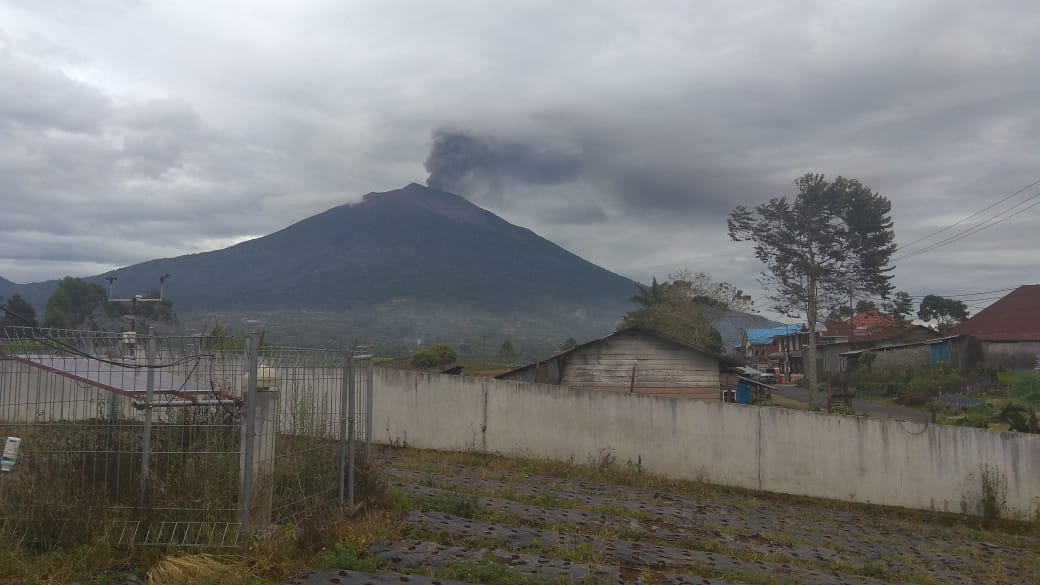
[771,384,931,423]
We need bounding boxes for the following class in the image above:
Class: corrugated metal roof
[839,335,962,356]
[496,326,740,380]
[949,285,1040,342]
[747,324,803,345]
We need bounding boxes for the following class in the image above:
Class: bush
[410,344,458,369]
[320,542,381,571]
[959,404,996,429]
[1007,372,1040,405]
[829,404,856,416]
[999,402,1040,433]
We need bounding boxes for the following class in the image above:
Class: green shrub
[410,344,458,369]
[999,402,1040,433]
[959,405,995,429]
[829,404,856,416]
[320,542,381,571]
[1007,372,1040,405]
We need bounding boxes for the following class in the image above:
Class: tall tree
[917,295,969,333]
[884,291,915,325]
[0,294,38,328]
[42,277,108,329]
[498,341,516,363]
[667,269,754,316]
[728,173,896,404]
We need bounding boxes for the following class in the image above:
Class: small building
[774,314,935,379]
[840,335,983,375]
[817,319,936,377]
[743,324,802,371]
[949,285,1040,371]
[496,328,741,401]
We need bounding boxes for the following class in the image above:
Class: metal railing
[0,326,372,548]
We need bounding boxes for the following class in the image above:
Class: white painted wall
[373,368,1040,520]
[7,359,1038,519]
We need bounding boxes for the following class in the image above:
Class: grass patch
[320,542,381,572]
[438,559,546,584]
[412,492,480,518]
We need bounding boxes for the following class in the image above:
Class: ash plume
[424,128,584,196]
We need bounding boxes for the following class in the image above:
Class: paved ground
[770,385,931,422]
[287,448,1039,585]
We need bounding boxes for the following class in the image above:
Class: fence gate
[0,326,373,548]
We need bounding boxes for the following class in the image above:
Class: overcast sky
[1,0,1037,317]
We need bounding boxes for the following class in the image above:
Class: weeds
[438,560,543,584]
[978,464,1009,519]
[412,492,480,518]
[320,542,381,572]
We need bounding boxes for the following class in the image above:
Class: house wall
[819,343,850,377]
[981,341,1040,372]
[872,344,932,372]
[559,332,721,400]
[373,368,1040,520]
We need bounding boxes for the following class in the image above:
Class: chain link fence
[0,326,372,548]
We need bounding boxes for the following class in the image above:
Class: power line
[895,177,1040,256]
[902,288,1016,299]
[894,189,1040,261]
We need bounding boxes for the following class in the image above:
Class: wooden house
[496,328,740,400]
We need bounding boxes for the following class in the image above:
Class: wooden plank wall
[560,332,721,400]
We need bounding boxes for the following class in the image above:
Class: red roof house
[949,285,1040,371]
[949,285,1040,342]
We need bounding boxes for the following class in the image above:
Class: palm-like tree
[629,277,670,308]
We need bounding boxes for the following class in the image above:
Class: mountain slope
[7,184,639,353]
[4,184,778,357]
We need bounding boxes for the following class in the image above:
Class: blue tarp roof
[747,324,804,345]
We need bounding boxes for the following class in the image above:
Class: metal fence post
[346,353,357,507]
[337,351,350,506]
[139,329,156,505]
[241,334,258,538]
[364,356,373,460]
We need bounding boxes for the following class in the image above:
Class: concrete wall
[374,367,1040,520]
[982,341,1040,371]
[871,344,931,372]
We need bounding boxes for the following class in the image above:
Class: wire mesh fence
[0,326,372,548]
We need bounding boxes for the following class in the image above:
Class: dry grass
[766,394,812,410]
[146,554,250,585]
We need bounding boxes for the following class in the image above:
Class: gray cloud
[0,0,1037,315]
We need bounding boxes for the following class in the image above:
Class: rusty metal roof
[949,285,1040,342]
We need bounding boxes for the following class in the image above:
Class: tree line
[1,276,176,332]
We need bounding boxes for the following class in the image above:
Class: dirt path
[771,385,931,422]
[285,448,1039,585]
